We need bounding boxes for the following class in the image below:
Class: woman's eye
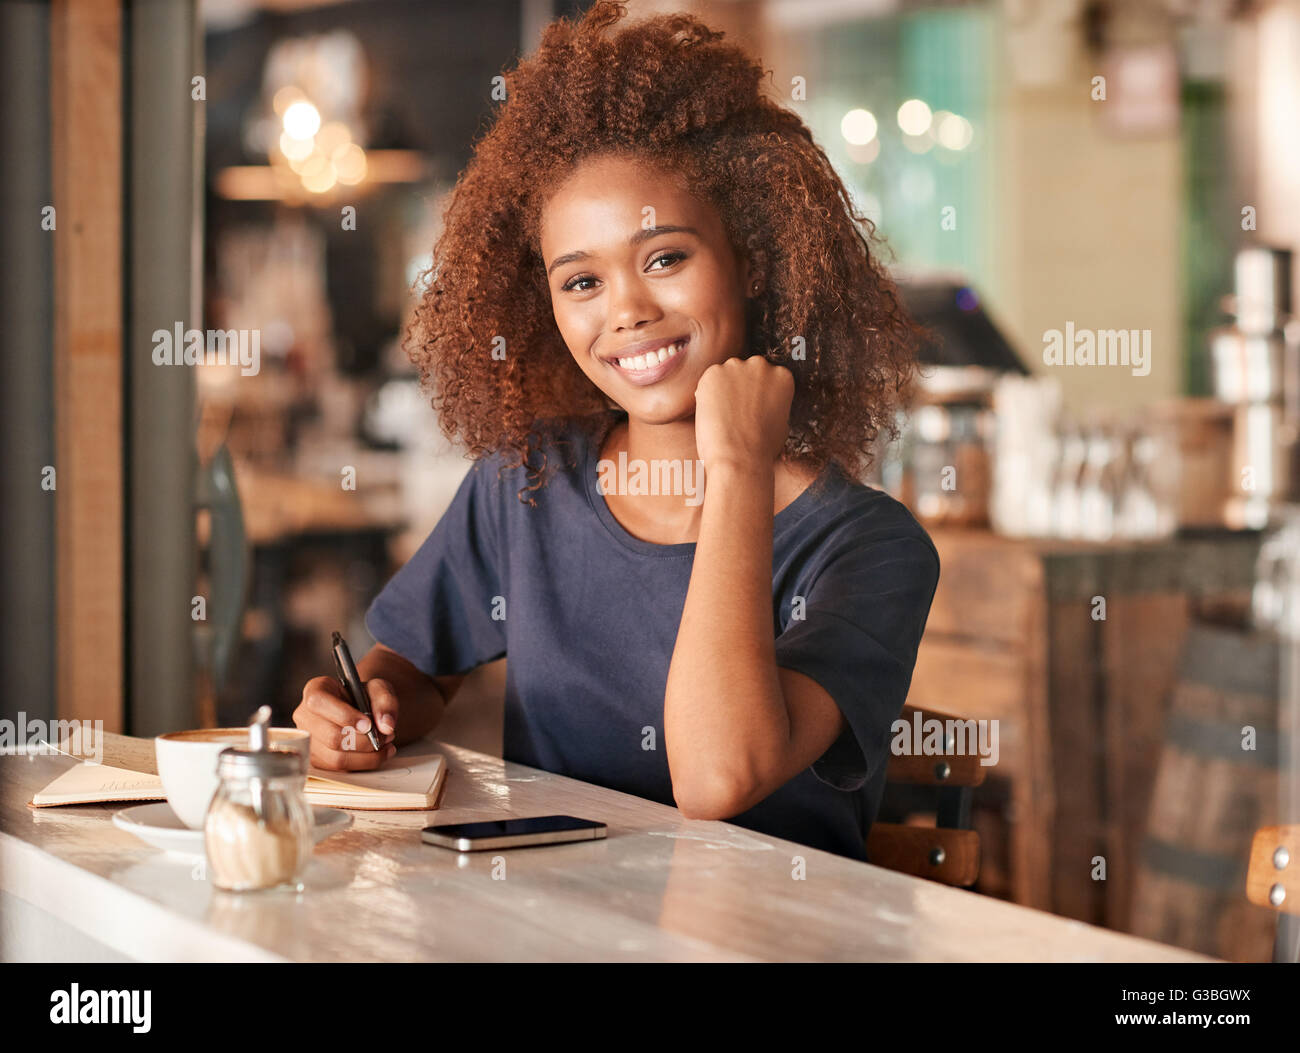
[649,251,686,270]
[560,252,685,293]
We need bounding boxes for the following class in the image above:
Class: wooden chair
[866,704,987,887]
[1245,824,1300,963]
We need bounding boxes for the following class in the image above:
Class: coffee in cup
[155,727,311,829]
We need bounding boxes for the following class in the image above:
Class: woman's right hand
[293,675,399,770]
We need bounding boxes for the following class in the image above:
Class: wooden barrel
[1129,622,1285,961]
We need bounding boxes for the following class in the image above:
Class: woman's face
[539,153,752,425]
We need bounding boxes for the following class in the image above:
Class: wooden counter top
[0,742,1214,962]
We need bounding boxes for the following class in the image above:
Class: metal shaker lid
[217,703,304,779]
[217,745,305,780]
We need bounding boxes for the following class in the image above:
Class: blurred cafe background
[2,0,1299,960]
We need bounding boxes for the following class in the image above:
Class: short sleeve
[775,534,940,792]
[364,457,509,678]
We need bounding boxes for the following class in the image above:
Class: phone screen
[423,815,603,840]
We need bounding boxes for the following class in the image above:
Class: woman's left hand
[694,355,794,474]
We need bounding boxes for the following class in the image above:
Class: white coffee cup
[155,727,312,829]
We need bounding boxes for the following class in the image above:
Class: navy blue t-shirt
[365,412,940,862]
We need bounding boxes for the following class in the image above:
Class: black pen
[332,631,383,753]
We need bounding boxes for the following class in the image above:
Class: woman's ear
[740,250,765,297]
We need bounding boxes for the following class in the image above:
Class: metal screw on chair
[933,761,951,781]
[929,846,946,866]
[1269,883,1286,907]
[1274,846,1290,870]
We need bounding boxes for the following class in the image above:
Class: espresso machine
[1210,246,1300,529]
[885,276,1029,527]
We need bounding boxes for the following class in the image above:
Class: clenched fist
[694,355,794,474]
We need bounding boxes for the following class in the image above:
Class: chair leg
[1273,912,1300,964]
[936,786,972,831]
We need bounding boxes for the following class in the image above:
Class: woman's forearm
[663,463,789,816]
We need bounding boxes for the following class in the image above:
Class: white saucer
[112,802,353,859]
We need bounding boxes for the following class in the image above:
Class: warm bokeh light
[332,142,368,185]
[316,121,352,156]
[279,130,314,161]
[279,131,314,162]
[840,108,878,145]
[300,155,337,193]
[897,98,932,136]
[282,100,321,139]
[271,85,304,116]
[936,112,974,150]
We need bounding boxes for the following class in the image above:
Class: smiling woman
[403,1,923,499]
[295,0,940,865]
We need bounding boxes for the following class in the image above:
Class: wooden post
[50,0,123,731]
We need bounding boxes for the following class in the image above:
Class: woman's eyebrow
[546,224,700,277]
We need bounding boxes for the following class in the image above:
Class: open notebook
[28,731,447,811]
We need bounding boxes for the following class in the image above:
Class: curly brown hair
[404,0,923,502]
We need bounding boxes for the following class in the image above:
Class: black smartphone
[421,815,607,851]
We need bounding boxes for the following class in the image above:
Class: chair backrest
[866,704,986,888]
[1246,824,1300,962]
[194,444,247,699]
[1247,825,1300,916]
[866,823,981,887]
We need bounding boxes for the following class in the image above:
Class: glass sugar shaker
[204,706,313,892]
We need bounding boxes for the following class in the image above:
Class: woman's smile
[605,335,691,386]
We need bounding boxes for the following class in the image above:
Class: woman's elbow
[672,771,748,821]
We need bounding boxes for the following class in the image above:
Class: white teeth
[616,339,684,371]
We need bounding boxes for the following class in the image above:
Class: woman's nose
[607,274,663,332]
